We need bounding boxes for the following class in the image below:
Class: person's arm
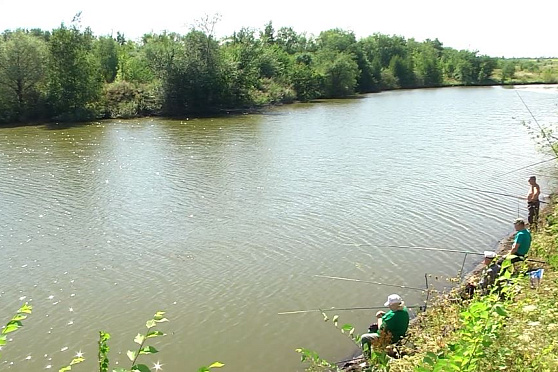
[511,233,524,255]
[510,241,519,255]
[533,185,541,200]
[375,311,385,330]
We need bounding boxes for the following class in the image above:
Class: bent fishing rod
[345,243,484,256]
[314,274,426,291]
[442,184,548,204]
[346,243,546,264]
[493,156,558,178]
[278,304,425,315]
[516,91,558,159]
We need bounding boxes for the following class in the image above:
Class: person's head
[384,294,404,310]
[528,176,537,185]
[483,251,496,265]
[514,218,525,231]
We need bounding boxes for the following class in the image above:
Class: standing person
[361,294,409,356]
[509,218,532,263]
[527,176,540,226]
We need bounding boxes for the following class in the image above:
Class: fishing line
[516,90,558,158]
[493,156,558,178]
[278,305,425,315]
[314,275,426,291]
[346,243,485,256]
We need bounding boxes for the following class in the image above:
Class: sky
[1,0,557,58]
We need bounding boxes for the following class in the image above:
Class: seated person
[464,251,501,297]
[361,294,409,356]
[509,218,531,263]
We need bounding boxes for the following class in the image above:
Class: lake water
[1,85,557,371]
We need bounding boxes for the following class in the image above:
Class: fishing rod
[314,274,426,291]
[278,305,425,315]
[347,244,546,266]
[493,156,558,178]
[516,91,558,158]
[442,184,548,203]
[346,243,485,256]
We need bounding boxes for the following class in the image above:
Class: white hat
[484,251,497,259]
[384,294,403,307]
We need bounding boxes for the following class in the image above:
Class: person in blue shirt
[509,218,531,263]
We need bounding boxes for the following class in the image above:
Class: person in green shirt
[361,294,410,355]
[509,218,531,263]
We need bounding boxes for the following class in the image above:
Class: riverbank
[2,82,557,130]
[339,197,558,371]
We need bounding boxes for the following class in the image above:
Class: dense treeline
[0,19,529,124]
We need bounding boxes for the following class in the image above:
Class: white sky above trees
[1,0,556,58]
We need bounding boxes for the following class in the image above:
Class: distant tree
[47,24,102,118]
[389,54,414,88]
[261,21,275,45]
[317,50,359,97]
[275,27,312,54]
[500,60,516,82]
[221,28,262,105]
[95,36,119,83]
[0,30,47,121]
[289,53,321,101]
[412,42,442,87]
[316,29,356,53]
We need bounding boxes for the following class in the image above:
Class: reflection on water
[1,86,557,371]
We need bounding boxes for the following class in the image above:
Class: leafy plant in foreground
[0,303,32,359]
[2,307,224,372]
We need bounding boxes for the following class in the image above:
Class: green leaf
[139,346,158,355]
[146,330,165,338]
[112,369,128,372]
[11,314,27,322]
[132,364,151,372]
[134,333,146,345]
[145,319,156,328]
[494,305,508,317]
[70,357,84,365]
[58,366,71,372]
[198,367,210,372]
[2,322,21,334]
[19,303,32,314]
[154,317,169,323]
[127,350,136,361]
[321,312,328,322]
[209,361,225,368]
[0,335,6,346]
[341,324,353,333]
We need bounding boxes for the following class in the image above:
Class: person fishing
[464,251,502,297]
[527,176,540,227]
[360,294,409,357]
[509,218,532,263]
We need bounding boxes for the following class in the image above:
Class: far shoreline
[1,82,557,130]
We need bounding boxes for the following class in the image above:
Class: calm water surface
[1,86,558,371]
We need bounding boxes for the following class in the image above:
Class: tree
[95,36,119,83]
[276,27,312,54]
[500,60,516,82]
[317,50,358,97]
[47,24,102,118]
[412,43,442,87]
[0,30,47,121]
[289,53,320,101]
[316,29,356,53]
[389,55,414,88]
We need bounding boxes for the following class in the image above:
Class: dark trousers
[528,201,540,225]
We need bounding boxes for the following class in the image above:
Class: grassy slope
[386,197,558,371]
